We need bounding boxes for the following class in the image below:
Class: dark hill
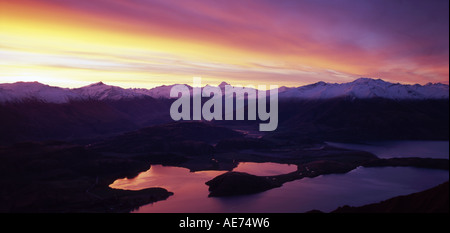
[0,98,172,145]
[90,121,243,154]
[333,181,449,213]
[267,98,449,142]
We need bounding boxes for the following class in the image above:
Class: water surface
[110,141,449,213]
[113,166,448,213]
[326,141,449,159]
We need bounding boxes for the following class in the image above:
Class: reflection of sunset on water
[110,165,225,191]
[110,165,448,213]
[110,162,296,191]
[233,162,297,176]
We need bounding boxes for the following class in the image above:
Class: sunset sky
[1,0,449,88]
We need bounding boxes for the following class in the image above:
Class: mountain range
[0,78,448,103]
[279,78,449,100]
[0,77,448,145]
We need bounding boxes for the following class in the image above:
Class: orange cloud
[1,0,448,87]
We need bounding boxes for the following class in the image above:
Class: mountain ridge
[0,78,448,103]
[279,78,449,100]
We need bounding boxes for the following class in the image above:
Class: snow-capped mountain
[132,84,188,99]
[279,78,449,100]
[72,82,146,101]
[0,82,78,103]
[0,81,148,103]
[0,78,448,103]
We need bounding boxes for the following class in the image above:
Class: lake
[326,140,449,159]
[110,140,449,213]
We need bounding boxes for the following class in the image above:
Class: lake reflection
[233,162,297,176]
[110,141,449,213]
[109,162,298,213]
[110,162,295,191]
[110,165,448,213]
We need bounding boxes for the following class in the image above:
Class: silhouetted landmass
[205,151,449,197]
[269,98,449,142]
[0,141,172,212]
[206,172,278,196]
[0,98,172,145]
[206,160,372,197]
[209,144,378,173]
[90,121,243,154]
[206,156,450,197]
[363,157,449,170]
[215,138,274,152]
[0,98,448,146]
[332,181,449,213]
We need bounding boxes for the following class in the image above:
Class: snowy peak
[140,84,179,99]
[350,77,387,85]
[73,82,146,101]
[0,82,78,103]
[0,78,448,103]
[279,78,449,100]
[218,81,229,88]
[86,81,106,87]
[0,81,148,103]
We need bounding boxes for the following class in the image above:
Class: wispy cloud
[1,0,448,87]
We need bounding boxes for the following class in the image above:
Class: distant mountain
[131,84,182,99]
[0,81,149,103]
[0,78,448,144]
[0,82,78,103]
[1,78,448,103]
[268,97,449,142]
[279,78,449,100]
[72,82,146,101]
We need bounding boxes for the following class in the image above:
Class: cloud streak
[0,0,448,87]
